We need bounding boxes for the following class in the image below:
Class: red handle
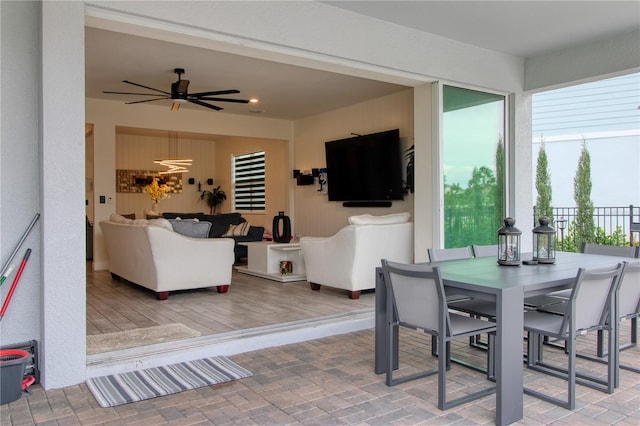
[0,249,31,318]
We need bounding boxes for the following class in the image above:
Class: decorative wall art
[116,170,183,193]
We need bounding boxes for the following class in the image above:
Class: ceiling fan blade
[125,97,170,105]
[122,80,170,95]
[189,89,240,97]
[196,97,250,104]
[189,99,223,111]
[103,91,167,96]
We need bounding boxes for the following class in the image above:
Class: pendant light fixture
[154,131,192,174]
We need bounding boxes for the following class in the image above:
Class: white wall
[0,1,43,347]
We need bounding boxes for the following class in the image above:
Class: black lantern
[532,216,556,264]
[497,217,521,266]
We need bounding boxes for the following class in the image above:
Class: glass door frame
[431,81,512,249]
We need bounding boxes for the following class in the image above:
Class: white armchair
[300,213,414,299]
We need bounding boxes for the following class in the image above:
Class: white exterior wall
[1,0,636,389]
[525,30,640,91]
[0,1,43,348]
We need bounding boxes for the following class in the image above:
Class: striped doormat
[86,356,252,407]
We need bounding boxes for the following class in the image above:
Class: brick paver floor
[1,326,639,425]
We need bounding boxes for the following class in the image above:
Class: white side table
[236,241,306,282]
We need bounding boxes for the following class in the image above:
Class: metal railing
[533,204,640,247]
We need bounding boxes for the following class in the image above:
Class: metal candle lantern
[532,216,556,264]
[497,217,521,266]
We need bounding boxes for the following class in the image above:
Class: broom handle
[0,249,32,320]
[0,213,39,277]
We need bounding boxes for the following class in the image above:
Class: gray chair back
[381,259,449,336]
[618,260,640,319]
[427,246,473,262]
[472,244,498,258]
[559,263,624,334]
[581,243,639,258]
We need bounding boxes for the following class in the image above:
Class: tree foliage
[535,139,553,220]
[495,138,505,230]
[444,139,505,248]
[573,139,594,249]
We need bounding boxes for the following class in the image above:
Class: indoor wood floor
[86,262,375,340]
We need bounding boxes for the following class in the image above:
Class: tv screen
[325,129,404,202]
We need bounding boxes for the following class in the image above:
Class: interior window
[232,151,266,212]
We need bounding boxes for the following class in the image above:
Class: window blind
[233,151,266,212]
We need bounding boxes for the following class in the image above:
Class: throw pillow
[222,222,251,237]
[109,213,133,224]
[169,219,212,238]
[148,218,173,231]
[121,213,136,219]
[348,212,411,225]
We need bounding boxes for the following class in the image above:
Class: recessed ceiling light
[249,98,259,103]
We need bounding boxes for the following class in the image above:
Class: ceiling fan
[102,68,251,111]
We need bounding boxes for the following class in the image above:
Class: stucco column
[41,1,86,388]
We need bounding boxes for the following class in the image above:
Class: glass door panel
[443,85,506,248]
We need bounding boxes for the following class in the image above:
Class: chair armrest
[301,227,357,289]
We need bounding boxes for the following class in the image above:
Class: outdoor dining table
[374,251,628,426]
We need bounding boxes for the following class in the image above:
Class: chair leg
[437,334,447,411]
[438,334,496,410]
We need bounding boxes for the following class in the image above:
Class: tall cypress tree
[495,137,505,229]
[574,138,594,250]
[535,139,553,221]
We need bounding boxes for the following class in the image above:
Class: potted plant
[200,185,227,214]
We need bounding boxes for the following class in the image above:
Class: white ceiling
[85,1,639,121]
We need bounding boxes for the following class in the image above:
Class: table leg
[495,285,524,426]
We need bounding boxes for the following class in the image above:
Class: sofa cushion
[222,221,251,237]
[147,218,173,231]
[110,213,133,224]
[162,212,203,220]
[348,212,411,225]
[201,213,244,238]
[168,219,212,238]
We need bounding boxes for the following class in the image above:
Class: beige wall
[113,130,288,229]
[293,89,415,238]
[214,136,289,230]
[88,91,415,246]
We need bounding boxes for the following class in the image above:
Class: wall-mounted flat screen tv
[324,129,404,202]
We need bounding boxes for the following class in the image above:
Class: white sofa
[99,216,235,300]
[300,212,414,299]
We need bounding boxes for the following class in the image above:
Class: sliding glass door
[442,85,506,248]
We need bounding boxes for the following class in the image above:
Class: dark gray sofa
[162,212,264,262]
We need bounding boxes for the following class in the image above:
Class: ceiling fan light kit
[103,68,252,112]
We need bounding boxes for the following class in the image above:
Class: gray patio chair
[523,263,624,409]
[524,242,639,309]
[472,244,499,258]
[380,259,496,410]
[427,246,480,360]
[582,242,640,258]
[543,260,640,386]
[427,247,473,303]
[427,246,473,262]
